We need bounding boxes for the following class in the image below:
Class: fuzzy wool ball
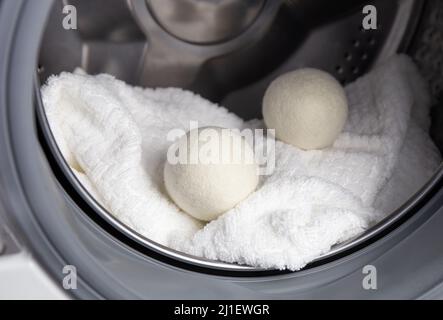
[164,127,259,222]
[263,68,348,150]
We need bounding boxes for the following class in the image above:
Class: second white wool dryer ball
[263,68,348,150]
[164,127,259,222]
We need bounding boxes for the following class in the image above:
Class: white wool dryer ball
[164,127,259,222]
[263,68,348,150]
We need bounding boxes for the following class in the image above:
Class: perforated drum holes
[37,64,45,74]
[331,9,388,86]
[336,66,344,74]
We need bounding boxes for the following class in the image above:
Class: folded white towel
[42,54,441,270]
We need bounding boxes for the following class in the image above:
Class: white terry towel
[42,54,441,270]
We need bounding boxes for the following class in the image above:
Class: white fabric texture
[41,54,441,270]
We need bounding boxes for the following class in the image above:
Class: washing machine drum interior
[26,0,443,290]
